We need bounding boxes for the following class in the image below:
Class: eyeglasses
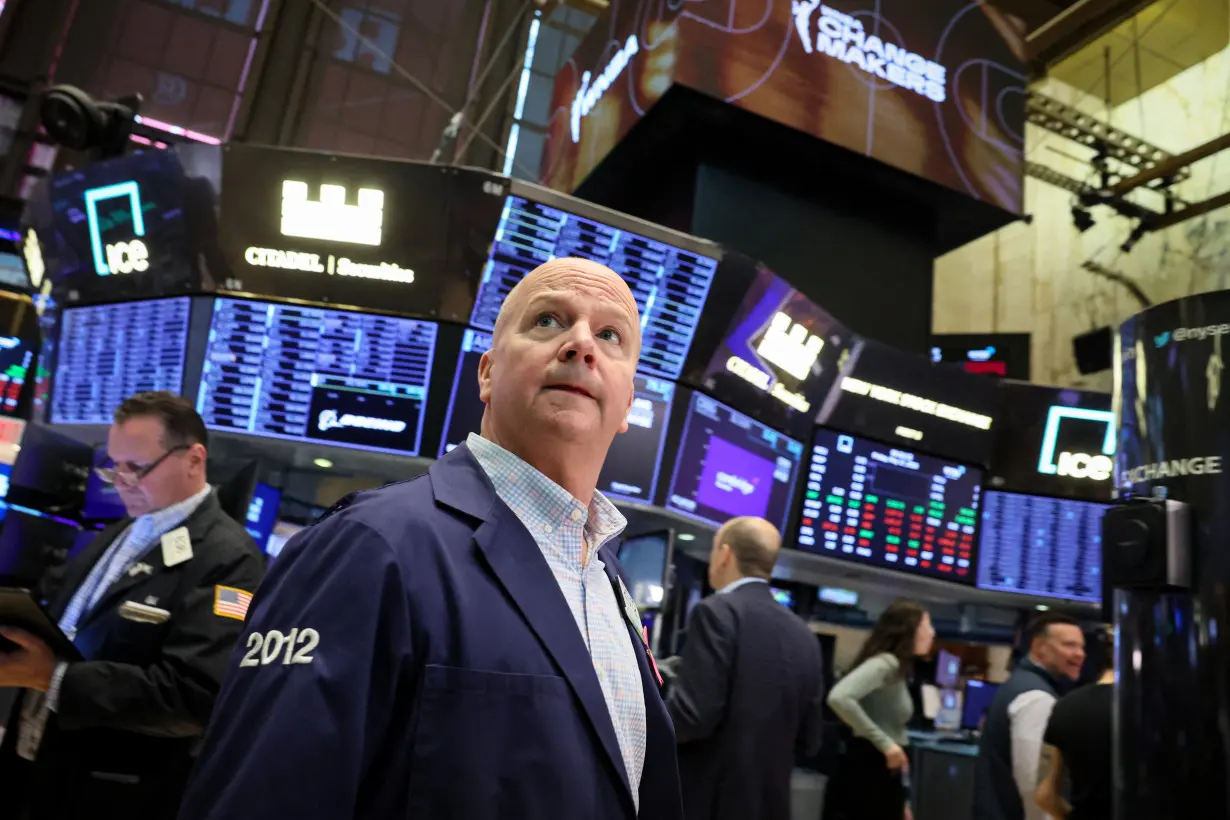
[94,445,189,486]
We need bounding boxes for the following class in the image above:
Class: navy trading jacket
[180,444,684,820]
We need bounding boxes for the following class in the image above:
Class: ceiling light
[676,533,694,541]
[1036,604,1050,611]
[313,457,333,469]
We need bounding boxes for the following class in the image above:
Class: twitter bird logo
[1154,332,1171,348]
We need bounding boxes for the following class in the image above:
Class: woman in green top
[822,599,935,820]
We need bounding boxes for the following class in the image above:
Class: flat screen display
[976,490,1108,604]
[698,262,851,437]
[930,333,1031,380]
[988,381,1114,501]
[962,680,1000,730]
[51,297,191,424]
[936,648,961,688]
[196,298,438,456]
[795,428,982,583]
[617,531,673,608]
[439,328,676,505]
[266,520,305,560]
[0,252,30,291]
[664,392,804,530]
[244,481,281,551]
[817,337,999,465]
[470,194,718,380]
[770,587,795,609]
[0,335,34,417]
[21,149,207,303]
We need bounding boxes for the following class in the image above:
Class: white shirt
[1008,689,1058,820]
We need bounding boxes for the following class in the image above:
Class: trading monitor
[770,586,795,609]
[696,260,851,438]
[818,337,999,466]
[962,680,1000,731]
[197,297,439,456]
[0,507,81,587]
[976,490,1109,604]
[470,194,719,381]
[664,391,804,531]
[51,296,191,425]
[795,429,982,583]
[243,481,281,551]
[82,448,128,521]
[7,424,90,509]
[936,648,961,688]
[265,520,305,559]
[617,530,674,609]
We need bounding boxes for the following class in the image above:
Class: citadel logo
[281,181,384,246]
[756,312,824,380]
[317,409,407,434]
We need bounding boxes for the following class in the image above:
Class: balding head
[476,257,642,504]
[707,517,782,590]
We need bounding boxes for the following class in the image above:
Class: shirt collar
[138,485,212,533]
[719,577,769,595]
[466,433,627,554]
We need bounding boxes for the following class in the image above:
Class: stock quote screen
[470,195,718,380]
[197,298,438,456]
[0,336,34,417]
[665,392,804,530]
[976,490,1107,603]
[795,429,982,583]
[52,297,190,425]
[439,329,676,504]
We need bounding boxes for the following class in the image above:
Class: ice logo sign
[1036,406,1115,482]
[756,312,824,380]
[280,181,385,246]
[84,180,149,276]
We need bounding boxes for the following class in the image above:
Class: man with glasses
[0,391,264,820]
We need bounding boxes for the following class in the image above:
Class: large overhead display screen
[697,262,850,437]
[470,194,718,380]
[665,392,804,530]
[52,297,191,425]
[976,490,1107,603]
[818,337,998,465]
[796,428,981,583]
[197,298,438,456]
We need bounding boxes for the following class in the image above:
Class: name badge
[160,527,193,568]
[616,577,646,645]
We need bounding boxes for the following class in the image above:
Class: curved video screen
[196,297,438,456]
[976,490,1107,604]
[795,428,982,584]
[664,391,804,530]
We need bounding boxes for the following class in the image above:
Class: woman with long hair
[822,599,936,820]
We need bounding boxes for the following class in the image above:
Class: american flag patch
[213,586,253,621]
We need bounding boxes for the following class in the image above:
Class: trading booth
[15,143,1116,819]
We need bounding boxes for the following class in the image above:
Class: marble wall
[933,44,1230,389]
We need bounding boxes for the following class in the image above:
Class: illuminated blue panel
[471,195,717,380]
[197,298,438,457]
[51,297,190,425]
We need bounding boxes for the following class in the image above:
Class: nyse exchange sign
[1036,406,1115,482]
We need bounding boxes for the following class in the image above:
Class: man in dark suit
[664,516,825,820]
[181,258,683,819]
[0,391,265,819]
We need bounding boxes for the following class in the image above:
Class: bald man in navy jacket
[181,258,683,819]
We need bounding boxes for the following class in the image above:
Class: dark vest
[972,659,1062,820]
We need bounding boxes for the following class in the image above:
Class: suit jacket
[0,492,265,820]
[180,444,684,820]
[666,581,825,820]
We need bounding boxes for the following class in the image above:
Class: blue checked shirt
[468,434,647,810]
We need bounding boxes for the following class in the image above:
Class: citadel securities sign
[792,1,948,103]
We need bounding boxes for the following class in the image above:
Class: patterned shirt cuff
[46,661,69,712]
